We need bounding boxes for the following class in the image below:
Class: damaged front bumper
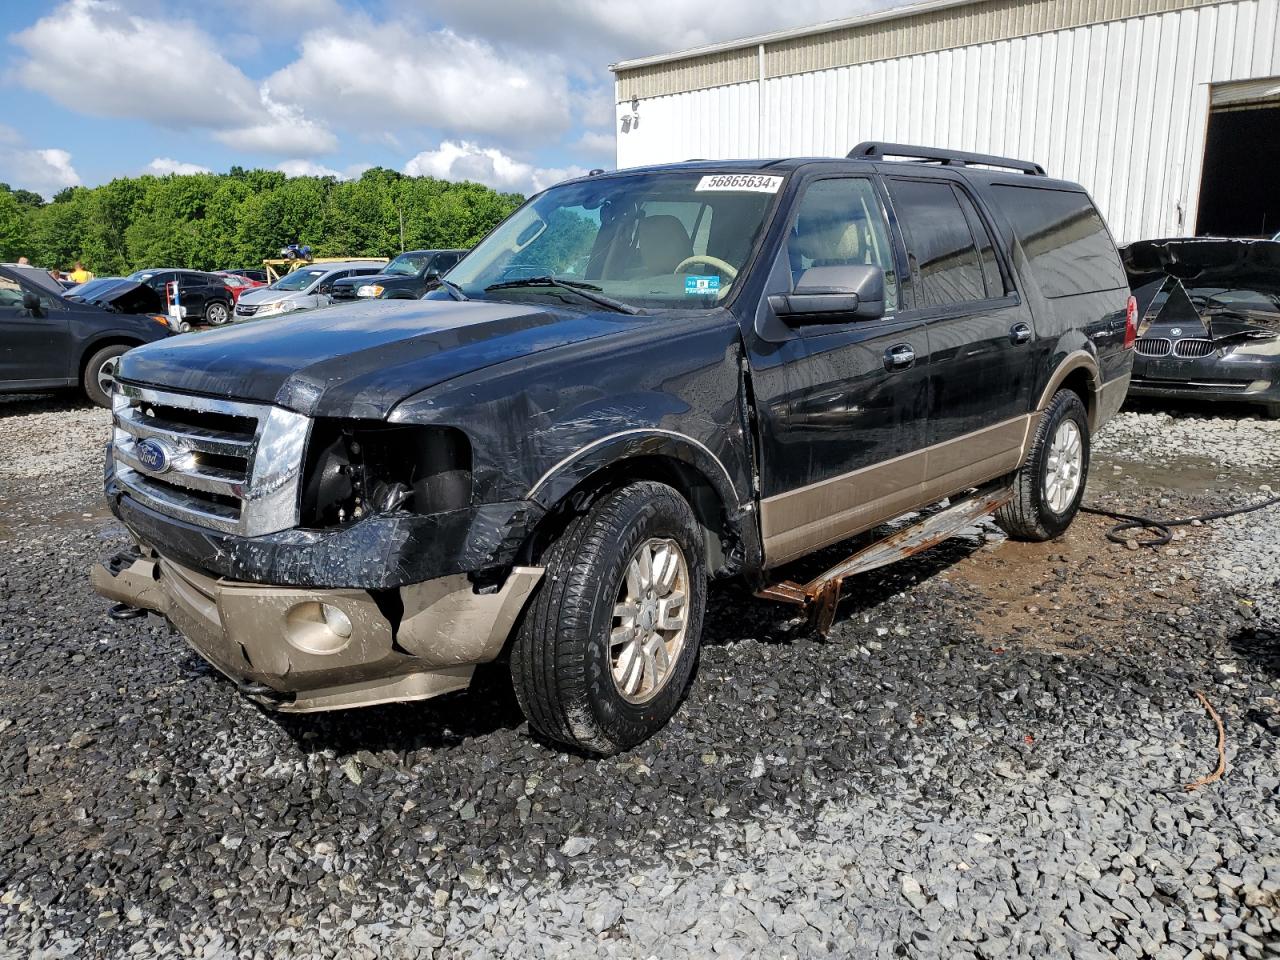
[91,545,542,712]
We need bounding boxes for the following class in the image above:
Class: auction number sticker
[695,174,783,193]
[684,275,721,295]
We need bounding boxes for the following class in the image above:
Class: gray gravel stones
[0,397,1277,959]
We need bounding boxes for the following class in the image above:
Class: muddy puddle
[1088,451,1274,496]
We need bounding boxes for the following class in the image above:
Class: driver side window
[789,178,898,313]
[0,276,23,309]
[0,276,54,315]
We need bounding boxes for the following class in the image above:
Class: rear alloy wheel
[996,388,1091,541]
[510,480,706,754]
[204,301,230,325]
[82,344,130,408]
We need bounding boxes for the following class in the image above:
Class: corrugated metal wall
[614,0,1280,243]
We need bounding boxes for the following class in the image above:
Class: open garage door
[1196,78,1280,238]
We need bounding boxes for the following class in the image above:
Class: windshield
[446,172,783,309]
[385,253,430,276]
[271,268,327,291]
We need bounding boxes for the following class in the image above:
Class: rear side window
[887,179,988,307]
[991,186,1126,297]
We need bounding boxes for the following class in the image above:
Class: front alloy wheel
[510,480,707,754]
[610,538,690,703]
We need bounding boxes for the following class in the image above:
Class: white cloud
[0,144,81,197]
[421,0,889,59]
[12,0,334,156]
[403,141,585,194]
[575,131,616,160]
[275,159,372,180]
[145,157,212,175]
[276,159,343,178]
[213,88,337,155]
[267,26,571,142]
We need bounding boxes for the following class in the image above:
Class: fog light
[284,601,354,655]
[321,603,352,639]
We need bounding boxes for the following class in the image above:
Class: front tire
[510,481,707,754]
[82,344,130,408]
[204,300,230,325]
[996,389,1090,541]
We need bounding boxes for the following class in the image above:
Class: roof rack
[847,141,1045,176]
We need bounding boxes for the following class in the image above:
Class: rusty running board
[755,485,1013,636]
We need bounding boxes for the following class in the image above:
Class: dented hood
[117,297,646,419]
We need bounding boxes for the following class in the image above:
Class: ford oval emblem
[134,438,173,474]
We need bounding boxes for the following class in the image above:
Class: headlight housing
[259,299,300,316]
[356,285,384,298]
[299,422,472,528]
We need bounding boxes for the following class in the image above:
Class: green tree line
[0,167,526,275]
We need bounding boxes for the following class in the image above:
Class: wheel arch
[78,336,144,384]
[522,431,757,578]
[1036,350,1102,430]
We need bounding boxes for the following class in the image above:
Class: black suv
[127,269,234,326]
[1,263,175,407]
[329,249,467,301]
[94,143,1135,754]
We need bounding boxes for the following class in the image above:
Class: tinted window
[887,179,986,307]
[992,186,1126,298]
[953,188,1004,297]
[788,178,899,312]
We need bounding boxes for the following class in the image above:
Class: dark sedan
[1124,238,1280,418]
[0,263,176,406]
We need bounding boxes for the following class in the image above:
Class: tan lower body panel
[91,551,543,712]
[761,413,1037,566]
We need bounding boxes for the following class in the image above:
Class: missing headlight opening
[299,423,472,528]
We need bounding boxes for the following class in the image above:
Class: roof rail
[848,141,1045,176]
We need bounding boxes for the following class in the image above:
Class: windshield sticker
[684,275,721,295]
[696,174,783,193]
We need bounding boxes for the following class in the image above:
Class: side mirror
[768,264,885,323]
[22,291,44,317]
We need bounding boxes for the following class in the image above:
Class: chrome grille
[234,302,260,317]
[1172,338,1217,358]
[111,384,309,536]
[1135,337,1172,357]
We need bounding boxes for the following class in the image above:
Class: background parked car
[1124,237,1280,418]
[214,272,262,303]
[127,269,235,326]
[233,260,386,320]
[0,262,174,406]
[329,249,467,301]
[222,268,269,285]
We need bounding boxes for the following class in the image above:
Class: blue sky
[0,0,888,197]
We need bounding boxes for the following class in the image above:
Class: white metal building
[611,0,1280,243]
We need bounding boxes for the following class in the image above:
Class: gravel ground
[1,395,1277,960]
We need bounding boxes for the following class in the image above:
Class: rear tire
[82,344,130,408]
[204,300,230,325]
[996,389,1090,541]
[510,481,706,755]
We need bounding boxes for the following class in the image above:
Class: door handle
[884,343,916,370]
[1009,322,1033,345]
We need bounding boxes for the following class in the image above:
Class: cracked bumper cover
[91,548,543,712]
[104,461,545,590]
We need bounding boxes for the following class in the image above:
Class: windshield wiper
[484,276,639,315]
[437,277,469,301]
